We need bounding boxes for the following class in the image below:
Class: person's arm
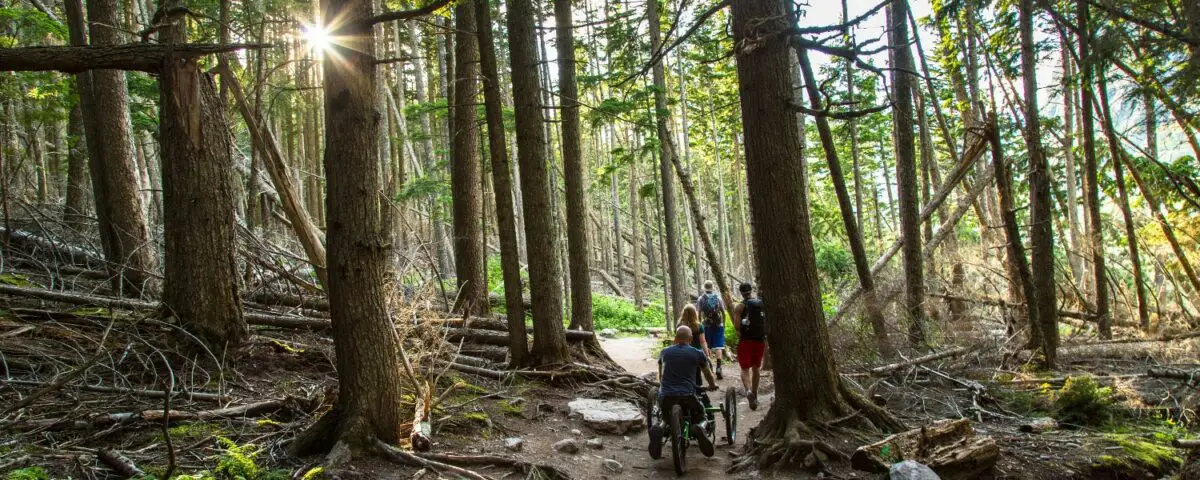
[699,330,711,357]
[657,353,664,383]
[701,360,718,388]
[732,303,745,325]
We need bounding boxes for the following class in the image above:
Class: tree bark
[450,1,488,316]
[507,0,570,364]
[796,48,893,359]
[0,44,256,73]
[555,0,594,331]
[1078,0,1110,338]
[889,0,926,348]
[62,103,89,225]
[476,0,528,365]
[730,0,901,450]
[157,6,246,351]
[1021,0,1058,364]
[292,0,406,453]
[66,0,158,296]
[647,0,686,319]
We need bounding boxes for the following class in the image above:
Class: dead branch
[1174,438,1200,449]
[97,449,145,478]
[13,400,288,431]
[374,439,496,480]
[868,347,968,375]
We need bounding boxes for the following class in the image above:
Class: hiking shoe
[748,392,759,411]
[692,422,715,457]
[715,363,723,380]
[648,425,663,459]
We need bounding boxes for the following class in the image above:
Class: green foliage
[6,467,48,480]
[1101,434,1183,472]
[1046,376,1118,426]
[591,294,665,331]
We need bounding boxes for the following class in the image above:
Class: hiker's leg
[752,366,760,395]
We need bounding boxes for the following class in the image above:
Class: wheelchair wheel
[723,387,739,445]
[670,404,686,476]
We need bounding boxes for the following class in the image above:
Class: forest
[0,0,1198,477]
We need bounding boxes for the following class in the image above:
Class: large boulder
[567,398,646,435]
[889,461,941,480]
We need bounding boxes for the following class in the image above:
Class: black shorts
[661,394,706,424]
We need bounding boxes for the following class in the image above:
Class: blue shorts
[704,325,725,349]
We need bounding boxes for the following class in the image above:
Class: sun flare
[301,23,333,52]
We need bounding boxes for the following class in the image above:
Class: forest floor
[1,286,1199,479]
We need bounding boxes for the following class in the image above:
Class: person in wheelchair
[649,325,719,459]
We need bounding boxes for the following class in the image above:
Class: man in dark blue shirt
[649,325,717,458]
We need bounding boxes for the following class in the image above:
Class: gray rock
[599,328,618,338]
[552,438,579,454]
[570,428,583,436]
[888,460,941,480]
[503,437,524,452]
[602,459,624,474]
[567,398,646,435]
[586,438,604,450]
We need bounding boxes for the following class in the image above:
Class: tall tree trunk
[1097,74,1149,330]
[1061,35,1084,287]
[1021,0,1058,365]
[158,5,246,351]
[508,0,570,364]
[1122,154,1200,300]
[555,0,594,331]
[797,48,892,359]
[477,0,528,365]
[630,160,644,310]
[732,1,901,449]
[1078,0,1110,338]
[293,0,406,454]
[647,0,686,318]
[451,2,487,316]
[72,0,158,296]
[62,103,89,225]
[889,0,926,347]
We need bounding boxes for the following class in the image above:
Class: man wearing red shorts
[732,282,767,410]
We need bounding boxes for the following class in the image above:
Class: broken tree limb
[868,347,968,375]
[443,327,593,347]
[596,268,626,298]
[219,64,328,288]
[667,134,731,298]
[97,449,145,478]
[1,228,105,269]
[851,418,998,480]
[829,127,993,326]
[0,43,269,73]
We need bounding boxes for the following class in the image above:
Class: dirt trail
[596,336,774,478]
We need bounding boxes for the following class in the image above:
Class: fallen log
[5,379,230,403]
[851,418,998,480]
[869,347,968,375]
[595,268,626,298]
[1,228,105,269]
[927,293,1098,321]
[246,291,329,311]
[459,345,509,363]
[244,312,330,330]
[97,449,145,479]
[444,327,593,347]
[15,400,286,431]
[1174,439,1200,449]
[1148,367,1199,385]
[435,360,506,379]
